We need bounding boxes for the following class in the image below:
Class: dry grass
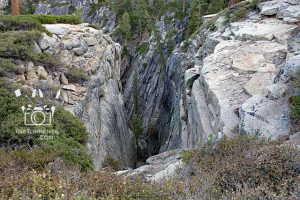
[0,135,299,199]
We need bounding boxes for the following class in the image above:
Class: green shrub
[0,31,59,68]
[53,107,88,144]
[102,155,122,171]
[181,150,193,163]
[1,148,58,169]
[0,15,46,32]
[229,6,248,22]
[0,79,92,171]
[291,96,300,125]
[0,57,16,76]
[46,136,92,171]
[290,73,300,132]
[0,15,81,33]
[137,42,149,55]
[129,114,143,141]
[65,67,88,83]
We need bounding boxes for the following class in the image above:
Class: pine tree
[119,12,132,41]
[132,0,150,39]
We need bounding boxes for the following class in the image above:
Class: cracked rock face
[40,23,136,170]
[183,7,299,142]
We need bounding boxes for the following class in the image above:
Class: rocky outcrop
[19,23,136,170]
[0,0,8,14]
[183,3,299,142]
[116,149,189,182]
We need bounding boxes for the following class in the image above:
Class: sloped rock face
[37,23,135,170]
[184,7,299,142]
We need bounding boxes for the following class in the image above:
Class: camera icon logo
[23,105,55,126]
[15,88,61,126]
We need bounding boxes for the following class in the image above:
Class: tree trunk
[11,0,20,16]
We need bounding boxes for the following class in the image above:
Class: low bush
[185,135,300,199]
[290,73,300,132]
[0,57,16,76]
[0,31,59,68]
[137,42,149,55]
[0,79,92,171]
[65,67,88,83]
[102,155,122,171]
[0,14,80,32]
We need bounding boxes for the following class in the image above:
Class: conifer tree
[119,12,132,41]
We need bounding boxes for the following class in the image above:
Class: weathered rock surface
[117,149,189,182]
[36,23,136,170]
[0,0,8,14]
[182,4,299,141]
[277,0,300,22]
[258,0,283,16]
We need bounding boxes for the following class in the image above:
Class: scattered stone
[38,33,57,50]
[62,84,77,92]
[26,65,38,80]
[36,66,48,79]
[258,0,283,16]
[277,1,300,23]
[60,73,69,85]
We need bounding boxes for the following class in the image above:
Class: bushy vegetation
[183,135,300,199]
[65,67,88,83]
[290,73,300,133]
[0,79,92,171]
[0,30,59,68]
[0,57,16,76]
[102,155,122,171]
[0,135,298,199]
[0,14,80,32]
[137,41,149,55]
